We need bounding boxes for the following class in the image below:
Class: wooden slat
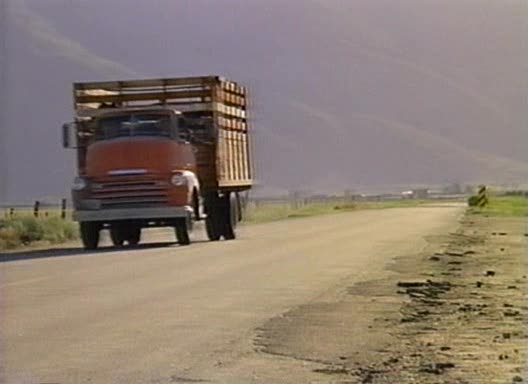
[227,131,234,181]
[216,90,245,107]
[241,134,248,180]
[234,132,239,181]
[74,76,220,91]
[237,132,243,180]
[75,90,211,104]
[216,130,225,181]
[218,179,252,188]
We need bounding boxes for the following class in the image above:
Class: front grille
[91,179,169,208]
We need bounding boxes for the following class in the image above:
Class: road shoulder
[246,212,527,383]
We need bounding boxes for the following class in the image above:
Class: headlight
[171,174,188,186]
[72,177,87,191]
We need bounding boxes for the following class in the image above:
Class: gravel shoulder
[250,212,527,383]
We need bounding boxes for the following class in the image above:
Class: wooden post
[61,198,67,219]
[33,201,40,218]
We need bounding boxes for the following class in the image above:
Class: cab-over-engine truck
[62,76,253,250]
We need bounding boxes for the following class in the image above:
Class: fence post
[61,198,67,219]
[33,201,40,218]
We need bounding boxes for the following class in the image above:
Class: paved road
[0,205,462,383]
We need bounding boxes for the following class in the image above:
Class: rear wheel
[205,216,221,241]
[204,192,239,241]
[80,222,100,250]
[220,193,238,240]
[205,193,221,241]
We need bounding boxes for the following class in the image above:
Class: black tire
[110,227,125,247]
[175,218,191,246]
[111,224,141,247]
[220,193,238,241]
[192,189,201,221]
[127,226,141,246]
[80,222,100,250]
[205,193,221,241]
[235,192,243,222]
[205,215,221,241]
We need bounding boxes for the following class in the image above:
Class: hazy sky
[1,0,527,202]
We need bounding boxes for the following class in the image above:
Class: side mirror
[62,122,77,148]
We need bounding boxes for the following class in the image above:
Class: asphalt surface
[0,205,463,384]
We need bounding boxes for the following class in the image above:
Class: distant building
[401,190,414,199]
[464,185,475,194]
[412,189,429,199]
[443,183,463,195]
[402,189,429,199]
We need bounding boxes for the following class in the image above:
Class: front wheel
[175,217,191,246]
[80,222,100,250]
[127,226,141,246]
[204,193,221,241]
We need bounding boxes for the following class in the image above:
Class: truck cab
[65,107,200,248]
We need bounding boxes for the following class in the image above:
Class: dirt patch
[254,214,527,383]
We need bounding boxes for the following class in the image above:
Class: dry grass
[0,216,78,250]
[243,199,430,224]
[469,195,528,217]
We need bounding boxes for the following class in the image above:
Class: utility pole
[0,0,8,203]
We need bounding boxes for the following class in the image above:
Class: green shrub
[63,221,79,241]
[0,227,21,249]
[467,195,480,207]
[42,217,78,243]
[0,216,79,249]
[18,216,46,243]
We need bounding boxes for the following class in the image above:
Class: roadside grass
[244,202,353,223]
[243,199,431,224]
[469,195,528,217]
[0,216,78,250]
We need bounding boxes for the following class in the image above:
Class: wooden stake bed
[73,76,253,191]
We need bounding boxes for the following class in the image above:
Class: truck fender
[175,170,200,201]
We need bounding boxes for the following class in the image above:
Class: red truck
[62,76,253,249]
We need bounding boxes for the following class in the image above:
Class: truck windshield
[96,114,172,140]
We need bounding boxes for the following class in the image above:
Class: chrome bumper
[73,206,193,222]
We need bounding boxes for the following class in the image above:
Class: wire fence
[1,199,71,220]
[0,192,467,222]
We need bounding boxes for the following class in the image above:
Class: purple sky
[1,0,527,202]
